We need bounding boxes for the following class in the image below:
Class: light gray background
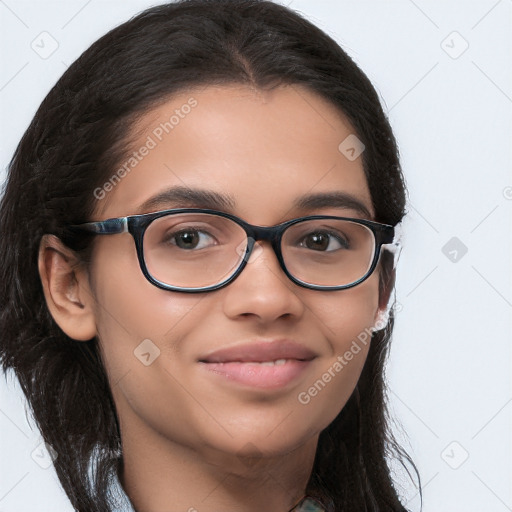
[1,1,511,511]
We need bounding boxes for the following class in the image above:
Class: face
[83,84,384,465]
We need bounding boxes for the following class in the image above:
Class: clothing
[108,471,326,512]
[289,496,326,512]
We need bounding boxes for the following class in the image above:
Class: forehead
[95,84,374,222]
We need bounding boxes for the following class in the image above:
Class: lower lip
[199,360,313,390]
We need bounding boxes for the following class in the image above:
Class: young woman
[0,0,419,510]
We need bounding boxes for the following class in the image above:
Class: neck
[119,412,319,512]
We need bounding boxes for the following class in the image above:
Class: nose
[221,240,306,323]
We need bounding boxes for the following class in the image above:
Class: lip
[198,339,317,390]
[199,339,318,363]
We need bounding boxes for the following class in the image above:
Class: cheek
[296,275,379,420]
[312,273,380,346]
[88,239,206,378]
[90,261,214,444]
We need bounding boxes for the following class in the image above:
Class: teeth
[246,359,288,366]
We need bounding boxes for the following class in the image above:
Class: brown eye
[299,231,349,251]
[170,229,207,249]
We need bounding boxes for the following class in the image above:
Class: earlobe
[38,234,97,341]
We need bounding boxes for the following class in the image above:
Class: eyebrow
[293,191,372,219]
[137,187,236,213]
[136,186,373,219]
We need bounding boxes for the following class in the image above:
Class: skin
[38,84,392,512]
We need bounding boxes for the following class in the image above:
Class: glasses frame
[68,207,397,293]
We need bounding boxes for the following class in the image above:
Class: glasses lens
[142,214,376,290]
[143,213,247,288]
[282,219,375,287]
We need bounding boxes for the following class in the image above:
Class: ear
[38,234,97,341]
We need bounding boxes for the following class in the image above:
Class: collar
[289,496,326,511]
[109,471,325,512]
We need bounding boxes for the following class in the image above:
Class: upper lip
[199,339,318,363]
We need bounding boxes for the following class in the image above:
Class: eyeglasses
[67,208,400,293]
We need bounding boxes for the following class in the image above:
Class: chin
[197,421,320,465]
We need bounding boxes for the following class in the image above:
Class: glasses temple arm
[68,217,128,235]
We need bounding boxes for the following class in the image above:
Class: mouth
[198,339,317,390]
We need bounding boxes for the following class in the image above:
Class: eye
[298,230,349,251]
[166,228,217,250]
